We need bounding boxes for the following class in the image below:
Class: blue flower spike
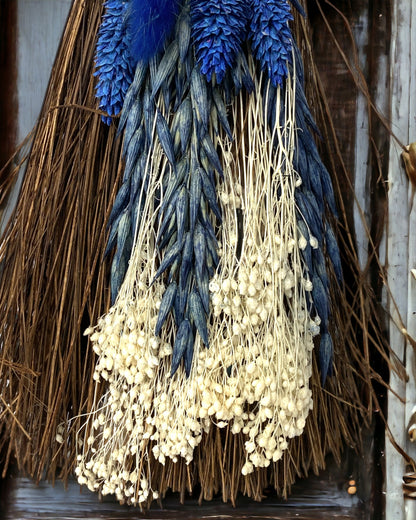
[94,0,134,124]
[250,0,294,87]
[190,0,251,83]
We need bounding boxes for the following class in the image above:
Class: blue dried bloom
[128,0,180,64]
[190,0,251,83]
[95,0,134,124]
[249,0,293,87]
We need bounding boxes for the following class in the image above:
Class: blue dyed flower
[128,0,179,64]
[190,0,251,83]
[249,0,293,87]
[95,0,134,124]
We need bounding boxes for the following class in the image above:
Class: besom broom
[0,0,406,508]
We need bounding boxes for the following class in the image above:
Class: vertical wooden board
[1,0,72,229]
[16,0,72,142]
[307,0,359,217]
[0,0,17,227]
[368,2,391,316]
[404,0,416,496]
[386,2,414,519]
[0,1,17,171]
[353,10,370,271]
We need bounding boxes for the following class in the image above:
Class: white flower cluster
[210,242,314,328]
[75,295,209,504]
[75,452,157,505]
[75,277,165,505]
[149,378,210,466]
[219,183,243,210]
[204,74,319,473]
[201,245,317,472]
[75,104,213,505]
[89,298,163,388]
[75,269,209,504]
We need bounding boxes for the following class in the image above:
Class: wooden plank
[0,0,17,172]
[1,0,72,229]
[4,477,366,520]
[404,2,416,519]
[307,1,360,231]
[386,2,416,519]
[16,0,72,142]
[0,0,17,224]
[353,10,371,272]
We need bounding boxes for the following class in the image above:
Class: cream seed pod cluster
[75,102,213,504]
[75,113,172,504]
[76,277,164,503]
[148,352,212,466]
[198,72,318,473]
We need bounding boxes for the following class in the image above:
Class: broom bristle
[0,0,120,480]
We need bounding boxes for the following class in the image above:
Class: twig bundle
[75,55,318,503]
[73,0,381,507]
[0,0,118,480]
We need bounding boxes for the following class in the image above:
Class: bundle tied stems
[208,61,316,475]
[76,53,318,505]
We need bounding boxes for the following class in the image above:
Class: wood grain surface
[4,476,365,520]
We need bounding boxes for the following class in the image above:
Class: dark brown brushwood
[0,0,119,480]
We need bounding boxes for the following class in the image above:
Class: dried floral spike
[155,281,177,335]
[190,0,251,83]
[171,319,192,375]
[249,0,293,87]
[95,0,134,124]
[151,40,180,98]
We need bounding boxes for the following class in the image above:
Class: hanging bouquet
[76,0,343,506]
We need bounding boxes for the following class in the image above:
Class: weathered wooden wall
[16,0,72,142]
[386,2,416,519]
[1,0,72,228]
[0,1,17,203]
[311,2,416,519]
[308,3,391,518]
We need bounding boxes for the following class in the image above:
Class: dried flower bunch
[74,0,344,506]
[0,0,399,509]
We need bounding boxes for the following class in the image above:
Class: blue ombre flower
[95,0,134,125]
[249,0,293,87]
[190,0,251,83]
[128,0,180,64]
